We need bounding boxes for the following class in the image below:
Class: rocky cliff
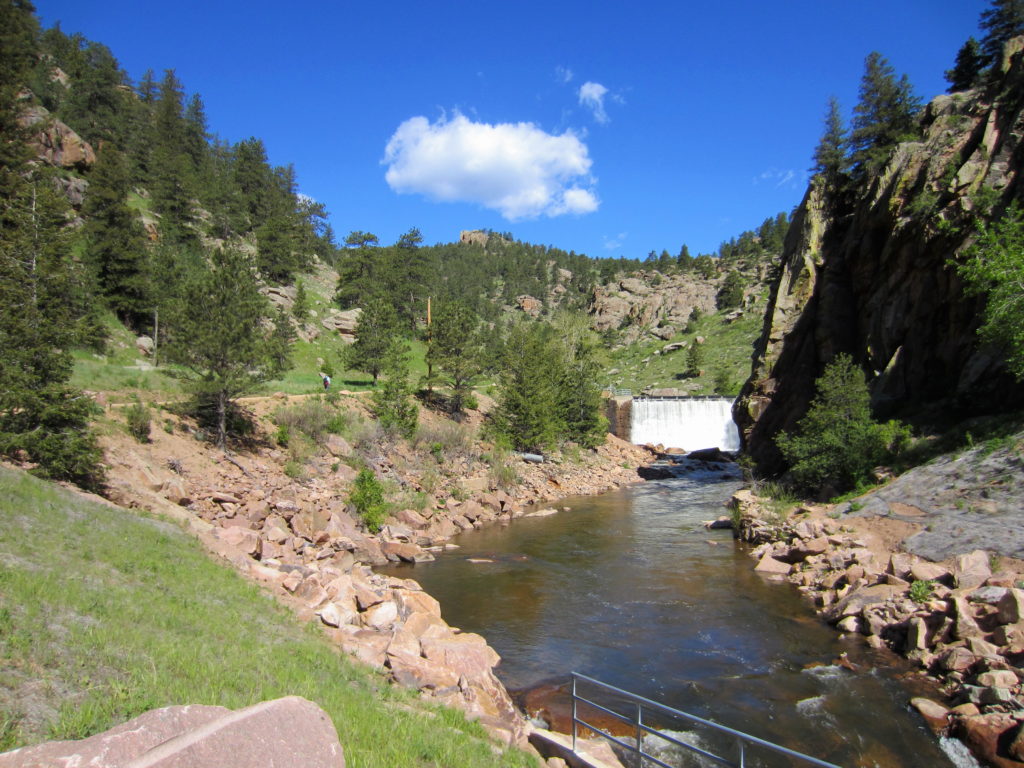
[735,39,1024,474]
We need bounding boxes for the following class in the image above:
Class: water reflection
[381,471,955,767]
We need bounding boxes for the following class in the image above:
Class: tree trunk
[217,390,227,449]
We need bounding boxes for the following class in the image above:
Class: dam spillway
[610,396,740,452]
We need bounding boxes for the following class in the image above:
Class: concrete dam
[607,395,740,452]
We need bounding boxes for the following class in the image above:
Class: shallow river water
[382,468,971,767]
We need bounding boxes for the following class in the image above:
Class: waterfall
[630,397,740,452]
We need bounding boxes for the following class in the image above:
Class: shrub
[275,424,290,447]
[125,402,151,443]
[776,354,911,495]
[909,579,933,603]
[955,202,1024,380]
[273,399,334,444]
[351,468,387,532]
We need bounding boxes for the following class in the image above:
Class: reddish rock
[956,713,1021,768]
[336,628,389,667]
[218,526,261,558]
[910,697,950,734]
[387,650,460,691]
[395,508,429,530]
[998,589,1024,624]
[954,550,993,590]
[420,633,500,679]
[0,697,343,768]
[910,561,951,584]
[403,611,452,640]
[941,646,978,673]
[362,601,398,630]
[318,602,355,628]
[754,554,791,576]
[394,589,441,619]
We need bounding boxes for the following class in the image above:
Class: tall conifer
[849,52,921,180]
[980,0,1024,67]
[811,97,849,189]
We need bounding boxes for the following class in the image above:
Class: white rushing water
[630,397,740,451]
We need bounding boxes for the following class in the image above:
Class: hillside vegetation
[0,466,534,767]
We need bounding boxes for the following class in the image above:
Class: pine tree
[0,0,104,489]
[849,52,921,180]
[811,97,849,188]
[980,0,1024,68]
[81,146,151,327]
[677,244,693,270]
[335,231,381,309]
[428,300,482,413]
[371,340,418,439]
[149,69,195,229]
[490,323,562,452]
[776,354,910,494]
[345,298,402,384]
[946,37,985,92]
[716,270,746,310]
[551,313,606,449]
[161,247,287,448]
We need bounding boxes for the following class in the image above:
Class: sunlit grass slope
[0,466,535,768]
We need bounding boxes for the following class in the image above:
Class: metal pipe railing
[569,672,843,768]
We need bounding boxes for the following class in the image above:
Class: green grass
[605,302,764,394]
[0,467,535,768]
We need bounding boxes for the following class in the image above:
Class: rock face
[588,272,720,343]
[460,229,490,246]
[735,40,1024,474]
[18,103,96,170]
[0,697,345,768]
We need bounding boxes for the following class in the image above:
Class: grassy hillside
[604,300,766,396]
[69,264,432,403]
[0,466,535,767]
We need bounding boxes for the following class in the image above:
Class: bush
[955,203,1024,380]
[484,446,519,490]
[909,579,933,603]
[351,468,387,532]
[125,402,151,443]
[275,424,290,447]
[273,398,345,445]
[776,354,911,495]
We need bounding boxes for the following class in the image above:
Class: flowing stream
[381,468,968,767]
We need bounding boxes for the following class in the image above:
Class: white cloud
[383,113,599,220]
[578,81,610,124]
[555,65,574,84]
[754,168,802,189]
[603,232,627,250]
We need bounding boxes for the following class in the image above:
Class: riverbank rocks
[732,489,1024,767]
[0,697,345,768]
[99,395,657,758]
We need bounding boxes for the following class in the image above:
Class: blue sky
[36,0,986,259]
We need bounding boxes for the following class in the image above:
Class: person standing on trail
[322,373,331,391]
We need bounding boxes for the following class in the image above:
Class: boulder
[954,550,993,590]
[910,698,950,734]
[0,697,344,768]
[362,600,398,630]
[955,713,1021,768]
[998,589,1024,624]
[387,650,460,691]
[754,554,791,576]
[325,435,352,458]
[420,633,500,680]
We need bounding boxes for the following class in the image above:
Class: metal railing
[570,672,842,768]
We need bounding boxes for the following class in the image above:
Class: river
[381,466,971,767]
